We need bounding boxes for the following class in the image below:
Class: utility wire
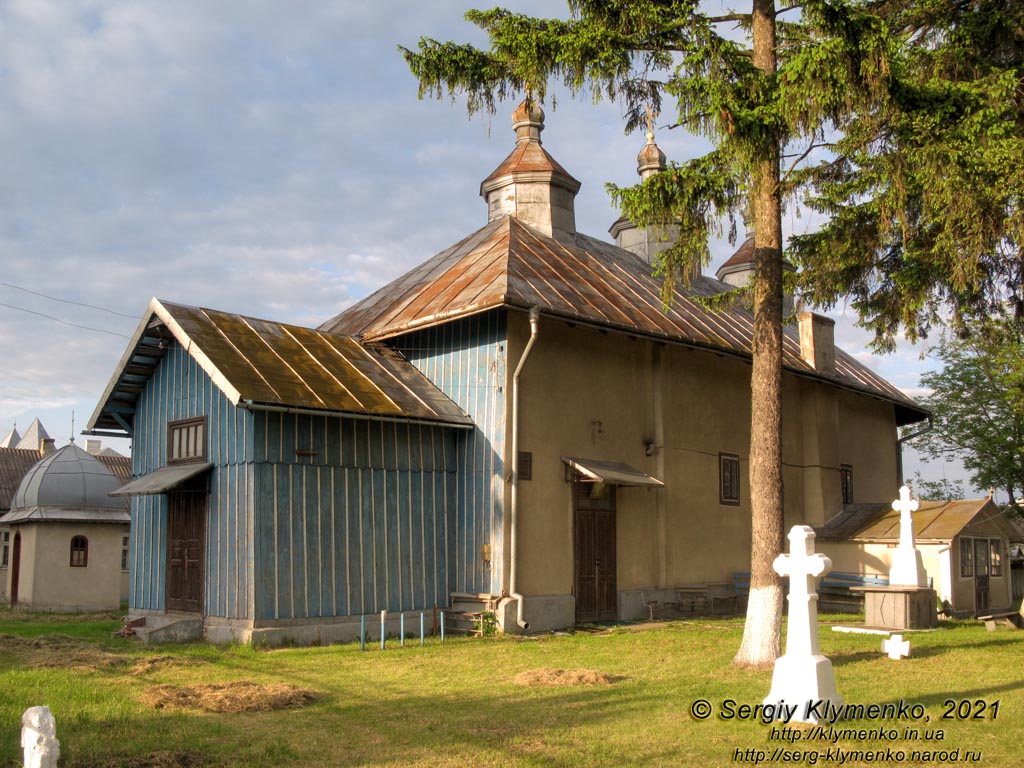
[0,281,138,318]
[0,302,133,339]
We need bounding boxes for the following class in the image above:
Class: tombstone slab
[763,526,843,723]
[22,706,60,768]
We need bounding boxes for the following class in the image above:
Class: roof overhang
[111,462,212,496]
[562,456,664,487]
[1,508,130,524]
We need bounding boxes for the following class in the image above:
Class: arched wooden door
[10,532,21,605]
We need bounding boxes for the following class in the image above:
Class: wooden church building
[87,100,927,643]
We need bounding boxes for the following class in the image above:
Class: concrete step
[128,615,203,644]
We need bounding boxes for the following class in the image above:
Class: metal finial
[70,411,75,443]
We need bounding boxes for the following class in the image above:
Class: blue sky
[0,1,968,493]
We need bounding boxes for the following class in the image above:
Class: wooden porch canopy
[110,462,213,497]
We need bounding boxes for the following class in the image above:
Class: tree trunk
[734,0,785,669]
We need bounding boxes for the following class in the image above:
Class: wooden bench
[818,572,890,612]
[643,587,709,620]
[978,610,1022,631]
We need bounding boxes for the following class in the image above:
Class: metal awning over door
[562,456,664,487]
[110,462,212,496]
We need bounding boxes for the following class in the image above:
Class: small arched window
[70,536,88,567]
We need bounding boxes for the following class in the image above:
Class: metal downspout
[896,415,934,486]
[510,306,540,630]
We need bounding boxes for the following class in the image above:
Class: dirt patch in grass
[77,751,210,768]
[0,633,125,669]
[0,608,122,622]
[130,655,212,675]
[141,681,319,713]
[514,668,622,687]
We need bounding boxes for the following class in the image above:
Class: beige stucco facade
[502,313,903,629]
[2,522,129,611]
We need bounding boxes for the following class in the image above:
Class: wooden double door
[574,482,617,624]
[166,490,206,613]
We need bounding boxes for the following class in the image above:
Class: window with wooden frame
[959,539,973,577]
[1,530,9,567]
[990,539,1003,577]
[168,417,207,464]
[121,535,130,572]
[70,536,88,567]
[840,465,854,504]
[719,453,740,506]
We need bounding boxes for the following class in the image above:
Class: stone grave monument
[764,525,843,723]
[22,706,60,768]
[854,486,938,629]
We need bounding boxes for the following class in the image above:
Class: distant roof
[321,216,927,425]
[87,298,472,438]
[11,443,125,515]
[0,426,21,449]
[0,448,45,511]
[817,498,1022,543]
[14,418,50,451]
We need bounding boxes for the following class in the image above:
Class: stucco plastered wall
[11,522,128,611]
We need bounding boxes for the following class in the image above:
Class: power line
[0,281,138,318]
[0,302,133,339]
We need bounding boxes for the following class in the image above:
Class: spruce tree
[400,0,1010,666]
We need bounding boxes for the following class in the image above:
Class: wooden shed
[817,498,1021,616]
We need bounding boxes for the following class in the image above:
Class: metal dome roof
[11,443,124,512]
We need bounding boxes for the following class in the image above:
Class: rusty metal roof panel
[321,216,925,419]
[88,299,472,437]
[817,499,995,542]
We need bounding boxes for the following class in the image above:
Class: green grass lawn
[1,611,1022,767]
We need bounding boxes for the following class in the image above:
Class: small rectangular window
[518,451,532,482]
[168,417,207,464]
[121,535,130,572]
[1,530,9,567]
[720,453,740,506]
[70,535,88,568]
[840,465,854,504]
[990,539,1002,577]
[960,539,974,578]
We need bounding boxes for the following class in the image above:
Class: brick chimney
[40,438,56,457]
[480,99,581,245]
[798,312,836,376]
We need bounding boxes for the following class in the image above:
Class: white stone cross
[763,526,843,722]
[882,634,911,660]
[889,485,928,587]
[773,526,831,655]
[21,706,60,768]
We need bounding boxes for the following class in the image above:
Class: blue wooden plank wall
[252,414,457,620]
[394,311,507,595]
[129,340,254,619]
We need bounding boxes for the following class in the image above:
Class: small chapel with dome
[2,441,130,611]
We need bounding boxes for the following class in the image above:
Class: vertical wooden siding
[130,340,254,619]
[394,311,507,595]
[252,414,457,620]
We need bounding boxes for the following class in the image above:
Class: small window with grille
[168,417,207,464]
[840,465,854,504]
[720,453,740,506]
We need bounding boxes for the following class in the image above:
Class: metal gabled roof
[87,299,472,438]
[817,498,1020,543]
[321,216,926,424]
